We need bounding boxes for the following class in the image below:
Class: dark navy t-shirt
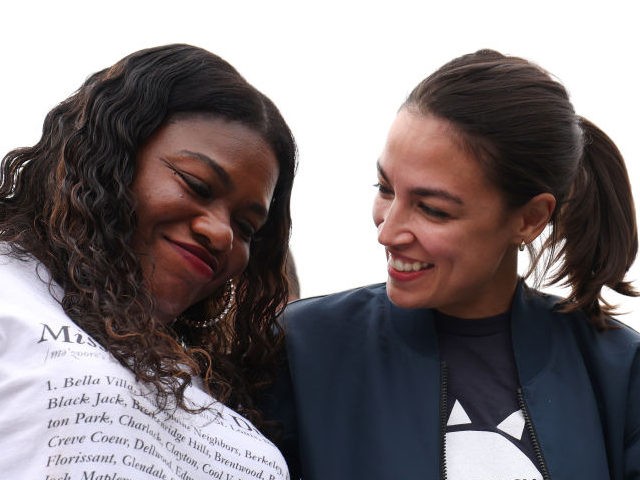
[436,310,542,479]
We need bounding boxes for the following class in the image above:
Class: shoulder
[0,249,60,305]
[284,283,388,320]
[515,282,640,374]
[520,282,640,344]
[281,283,390,344]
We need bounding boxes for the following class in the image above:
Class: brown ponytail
[547,117,638,327]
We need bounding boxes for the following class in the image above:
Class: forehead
[380,110,501,203]
[158,115,271,155]
[144,116,276,169]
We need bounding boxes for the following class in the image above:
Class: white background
[1,0,638,328]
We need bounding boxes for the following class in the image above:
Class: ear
[515,193,556,244]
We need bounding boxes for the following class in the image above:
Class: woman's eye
[235,221,256,241]
[419,203,450,219]
[373,182,393,196]
[177,171,212,198]
[164,161,212,199]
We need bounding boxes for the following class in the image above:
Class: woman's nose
[375,201,414,247]
[191,210,233,253]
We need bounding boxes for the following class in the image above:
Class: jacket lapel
[511,283,610,479]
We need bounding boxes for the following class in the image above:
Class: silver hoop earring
[518,240,526,252]
[185,279,236,329]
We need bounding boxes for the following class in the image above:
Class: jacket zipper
[439,362,448,480]
[517,388,552,480]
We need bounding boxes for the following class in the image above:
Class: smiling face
[373,109,525,318]
[131,115,279,323]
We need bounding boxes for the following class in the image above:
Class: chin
[385,284,431,310]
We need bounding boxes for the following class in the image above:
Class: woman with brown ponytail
[266,50,639,479]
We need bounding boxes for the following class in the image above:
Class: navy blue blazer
[265,282,640,479]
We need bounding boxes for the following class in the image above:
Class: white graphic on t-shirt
[445,400,541,480]
[497,410,526,440]
[447,400,472,426]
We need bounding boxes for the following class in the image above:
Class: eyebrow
[178,149,232,186]
[176,149,270,219]
[377,161,464,205]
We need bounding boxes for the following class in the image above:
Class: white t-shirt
[0,252,289,480]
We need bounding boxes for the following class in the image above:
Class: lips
[169,239,218,278]
[387,253,434,281]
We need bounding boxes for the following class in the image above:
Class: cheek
[413,225,464,261]
[433,226,505,271]
[230,243,251,276]
[130,188,159,239]
[130,205,158,249]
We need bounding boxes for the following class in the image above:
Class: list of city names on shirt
[41,345,286,480]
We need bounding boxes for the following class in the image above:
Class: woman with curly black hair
[0,44,296,479]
